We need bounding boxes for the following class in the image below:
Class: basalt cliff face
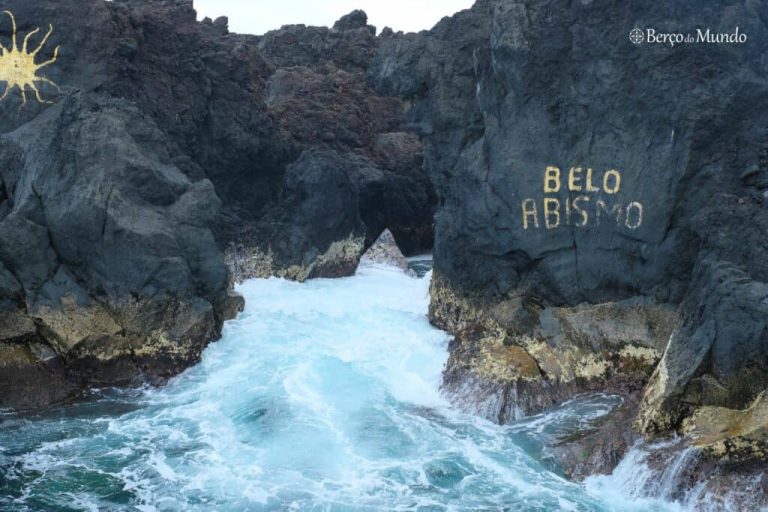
[1,0,767,504]
[0,0,434,408]
[369,0,768,501]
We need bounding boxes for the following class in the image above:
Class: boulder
[333,10,370,32]
[359,229,411,273]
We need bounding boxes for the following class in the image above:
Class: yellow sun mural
[0,10,60,106]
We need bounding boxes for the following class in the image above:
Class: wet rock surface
[597,437,768,510]
[0,0,765,504]
[547,394,641,481]
[358,229,412,273]
[0,0,434,407]
[368,0,768,500]
[434,272,676,421]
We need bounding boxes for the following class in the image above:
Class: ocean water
[0,263,682,511]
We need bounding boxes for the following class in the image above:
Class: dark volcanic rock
[547,394,642,480]
[359,229,412,273]
[227,150,366,282]
[0,0,435,407]
[1,0,764,504]
[0,92,240,407]
[369,0,768,492]
[257,15,436,255]
[640,257,768,433]
[333,10,369,32]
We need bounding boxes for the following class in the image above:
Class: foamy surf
[0,263,684,511]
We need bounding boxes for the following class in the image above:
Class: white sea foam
[0,263,709,511]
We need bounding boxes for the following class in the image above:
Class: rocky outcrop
[225,150,367,282]
[369,0,768,498]
[358,229,412,273]
[0,91,243,408]
[0,0,435,407]
[638,257,768,436]
[682,390,768,462]
[434,277,677,423]
[224,8,436,277]
[2,0,765,504]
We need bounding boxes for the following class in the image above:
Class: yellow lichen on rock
[0,310,37,341]
[635,345,675,434]
[428,273,502,335]
[225,244,279,282]
[0,342,37,367]
[573,353,610,380]
[681,391,768,460]
[309,235,365,278]
[618,344,660,365]
[522,339,565,380]
[521,339,606,383]
[469,335,541,382]
[225,235,365,283]
[431,272,677,390]
[31,295,122,355]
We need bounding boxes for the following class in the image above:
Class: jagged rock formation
[1,0,766,503]
[358,229,412,273]
[0,0,435,408]
[369,0,768,492]
[223,7,436,278]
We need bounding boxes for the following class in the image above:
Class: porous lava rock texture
[0,0,435,407]
[368,0,768,489]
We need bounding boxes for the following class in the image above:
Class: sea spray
[586,439,767,511]
[1,264,680,511]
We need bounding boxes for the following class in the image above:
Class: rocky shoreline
[1,0,766,507]
[0,0,434,409]
[367,0,768,506]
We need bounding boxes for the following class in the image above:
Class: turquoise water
[0,264,679,511]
